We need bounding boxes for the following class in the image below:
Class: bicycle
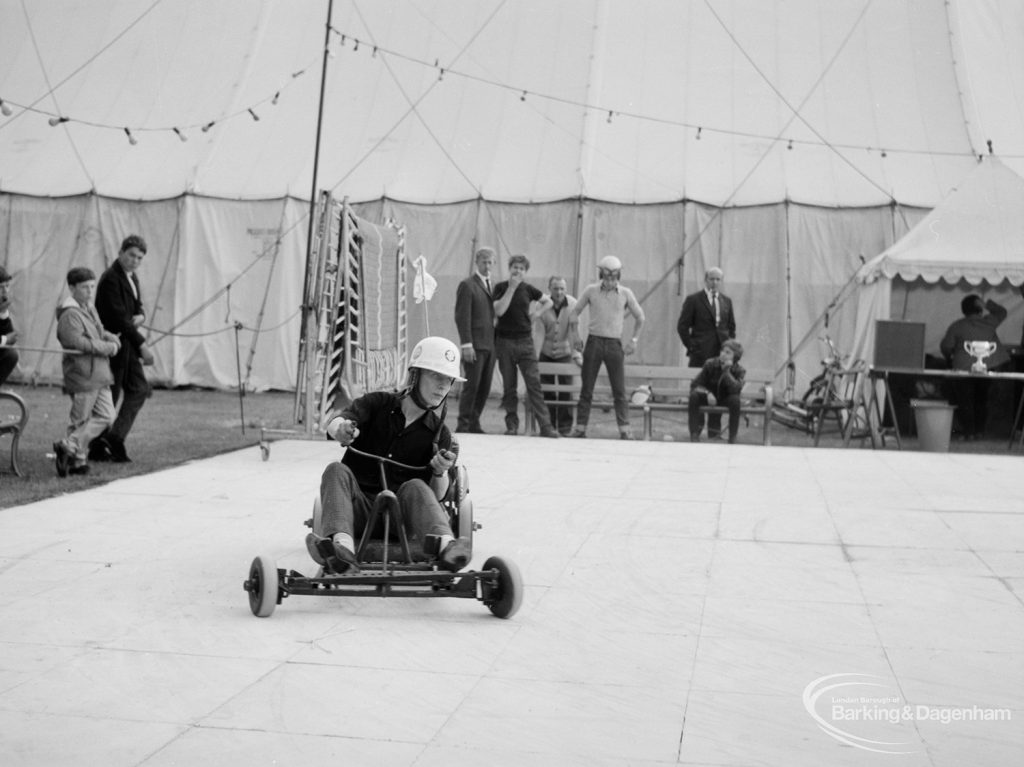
[771,336,870,441]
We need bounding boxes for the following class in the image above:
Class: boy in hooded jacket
[53,267,121,477]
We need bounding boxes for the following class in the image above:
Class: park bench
[0,390,28,476]
[526,361,776,444]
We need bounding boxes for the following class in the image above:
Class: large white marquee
[1,0,1022,391]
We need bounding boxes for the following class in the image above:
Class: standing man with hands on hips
[568,255,645,441]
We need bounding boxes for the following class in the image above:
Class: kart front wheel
[482,556,523,619]
[246,555,279,617]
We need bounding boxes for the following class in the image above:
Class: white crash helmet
[408,336,467,382]
[598,255,622,272]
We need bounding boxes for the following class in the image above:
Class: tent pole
[300,0,335,359]
[573,196,584,296]
[234,321,245,434]
[783,200,794,398]
[471,195,483,266]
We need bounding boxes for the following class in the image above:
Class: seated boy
[54,267,122,476]
[688,339,746,444]
[306,336,472,574]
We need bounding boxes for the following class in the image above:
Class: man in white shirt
[568,255,645,440]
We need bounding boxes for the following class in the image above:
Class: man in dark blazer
[92,234,155,462]
[677,267,737,437]
[453,246,497,433]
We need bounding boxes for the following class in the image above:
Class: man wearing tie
[677,267,737,438]
[454,246,497,433]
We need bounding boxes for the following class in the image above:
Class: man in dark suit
[677,267,737,437]
[453,246,497,433]
[92,234,155,462]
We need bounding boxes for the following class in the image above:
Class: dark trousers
[688,391,741,442]
[688,358,722,436]
[456,348,495,431]
[107,348,150,445]
[948,362,1009,437]
[949,378,989,437]
[319,462,452,543]
[540,352,574,434]
[0,347,18,387]
[576,336,628,428]
[496,336,553,431]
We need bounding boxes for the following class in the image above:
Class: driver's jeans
[319,462,452,543]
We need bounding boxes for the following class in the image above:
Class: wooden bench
[526,362,776,444]
[0,390,28,476]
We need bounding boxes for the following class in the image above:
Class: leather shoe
[106,437,131,463]
[469,425,485,434]
[439,537,471,572]
[69,463,91,476]
[53,441,72,478]
[619,430,634,441]
[305,533,360,574]
[88,436,113,462]
[539,426,561,439]
[568,427,587,438]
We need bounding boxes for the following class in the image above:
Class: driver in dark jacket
[306,337,471,574]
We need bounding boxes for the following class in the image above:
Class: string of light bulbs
[322,25,1004,160]
[0,67,309,144]
[0,25,1012,159]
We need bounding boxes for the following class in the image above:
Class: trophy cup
[964,340,997,373]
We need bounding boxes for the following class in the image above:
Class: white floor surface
[0,436,1021,766]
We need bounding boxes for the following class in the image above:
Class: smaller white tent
[850,156,1024,366]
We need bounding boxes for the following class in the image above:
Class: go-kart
[243,445,523,619]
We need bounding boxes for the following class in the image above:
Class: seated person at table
[939,294,1010,439]
[688,340,745,444]
[306,336,471,574]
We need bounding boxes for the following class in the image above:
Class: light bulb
[248,108,260,121]
[48,115,69,126]
[0,99,12,117]
[173,127,188,142]
[124,127,138,145]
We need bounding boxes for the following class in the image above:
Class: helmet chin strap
[406,368,448,412]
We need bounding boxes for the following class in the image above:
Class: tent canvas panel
[4,192,920,394]
[851,158,1024,367]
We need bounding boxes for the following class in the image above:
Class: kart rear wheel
[247,555,279,617]
[482,556,523,619]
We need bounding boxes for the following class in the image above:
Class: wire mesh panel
[295,193,407,430]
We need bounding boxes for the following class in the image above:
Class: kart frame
[243,444,523,619]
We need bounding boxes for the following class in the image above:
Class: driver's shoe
[306,533,360,574]
[439,537,471,572]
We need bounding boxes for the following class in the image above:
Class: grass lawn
[0,385,298,509]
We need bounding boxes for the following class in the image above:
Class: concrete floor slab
[0,435,1021,766]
